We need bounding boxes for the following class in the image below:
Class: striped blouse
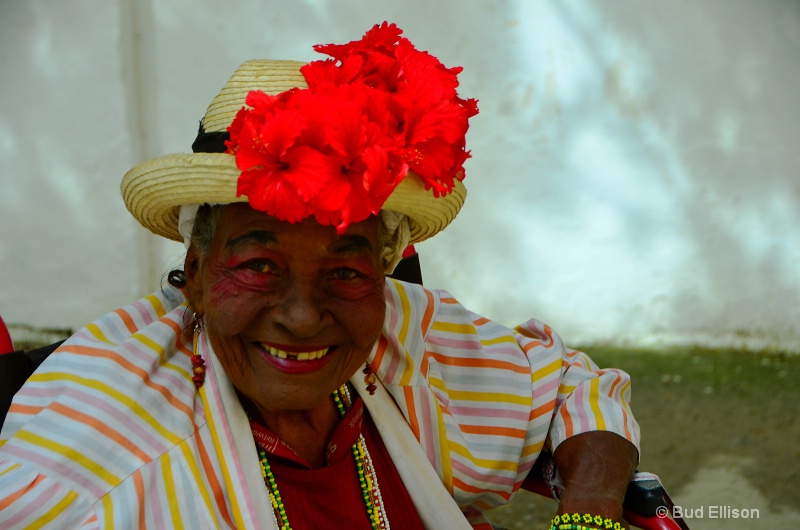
[0,279,639,529]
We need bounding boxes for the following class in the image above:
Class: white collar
[202,332,471,529]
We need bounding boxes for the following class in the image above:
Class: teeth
[262,344,329,361]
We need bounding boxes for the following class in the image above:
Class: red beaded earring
[191,313,206,388]
[363,362,377,395]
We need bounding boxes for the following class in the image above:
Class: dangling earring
[191,313,206,388]
[363,362,377,395]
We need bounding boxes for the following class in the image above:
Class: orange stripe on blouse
[132,470,146,530]
[6,403,44,417]
[402,386,421,441]
[59,344,194,419]
[620,380,633,441]
[176,440,220,527]
[198,385,247,529]
[195,432,236,528]
[519,333,555,353]
[163,318,193,356]
[48,402,150,462]
[452,476,507,497]
[458,424,527,438]
[560,400,575,438]
[370,335,389,372]
[530,398,558,422]
[420,289,435,335]
[420,349,431,376]
[113,308,140,335]
[0,474,45,510]
[426,351,530,374]
[606,371,623,399]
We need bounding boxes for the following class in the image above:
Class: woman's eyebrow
[225,230,277,249]
[332,235,373,254]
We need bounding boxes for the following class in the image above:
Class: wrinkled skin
[185,204,386,465]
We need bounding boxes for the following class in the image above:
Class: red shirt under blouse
[247,394,427,529]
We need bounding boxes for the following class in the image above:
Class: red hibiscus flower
[227,22,478,231]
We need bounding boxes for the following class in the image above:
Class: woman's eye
[331,269,358,280]
[244,261,275,274]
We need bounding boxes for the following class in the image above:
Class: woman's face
[186,204,386,413]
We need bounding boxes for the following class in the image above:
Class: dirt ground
[486,346,800,529]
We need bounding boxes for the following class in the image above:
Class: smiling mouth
[257,343,332,361]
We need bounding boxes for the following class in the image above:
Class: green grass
[488,346,800,529]
[585,345,798,395]
[580,346,800,508]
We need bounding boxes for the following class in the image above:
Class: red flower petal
[313,22,402,63]
[237,168,313,223]
[281,146,339,200]
[245,90,280,111]
[227,23,478,229]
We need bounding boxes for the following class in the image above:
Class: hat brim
[121,152,465,244]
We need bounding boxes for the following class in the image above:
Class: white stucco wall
[1,0,798,351]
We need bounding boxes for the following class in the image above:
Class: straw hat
[122,31,473,244]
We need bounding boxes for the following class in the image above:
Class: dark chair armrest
[0,341,64,430]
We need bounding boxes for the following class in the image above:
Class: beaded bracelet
[549,513,623,530]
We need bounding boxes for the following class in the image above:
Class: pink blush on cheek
[206,274,274,321]
[210,280,239,299]
[207,275,255,308]
[223,255,249,268]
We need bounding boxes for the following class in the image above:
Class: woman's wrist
[555,491,624,520]
[554,490,627,530]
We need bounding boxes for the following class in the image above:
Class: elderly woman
[0,23,638,530]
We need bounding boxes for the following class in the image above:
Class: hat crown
[202,60,308,133]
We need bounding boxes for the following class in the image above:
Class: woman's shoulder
[0,288,203,495]
[70,287,190,348]
[384,278,440,327]
[35,287,194,387]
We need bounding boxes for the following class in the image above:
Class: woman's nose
[270,283,329,338]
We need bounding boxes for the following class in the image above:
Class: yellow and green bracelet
[549,512,623,530]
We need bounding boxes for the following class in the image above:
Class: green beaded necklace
[257,385,389,530]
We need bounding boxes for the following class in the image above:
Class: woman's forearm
[551,431,639,523]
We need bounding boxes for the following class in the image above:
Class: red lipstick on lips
[256,343,337,374]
